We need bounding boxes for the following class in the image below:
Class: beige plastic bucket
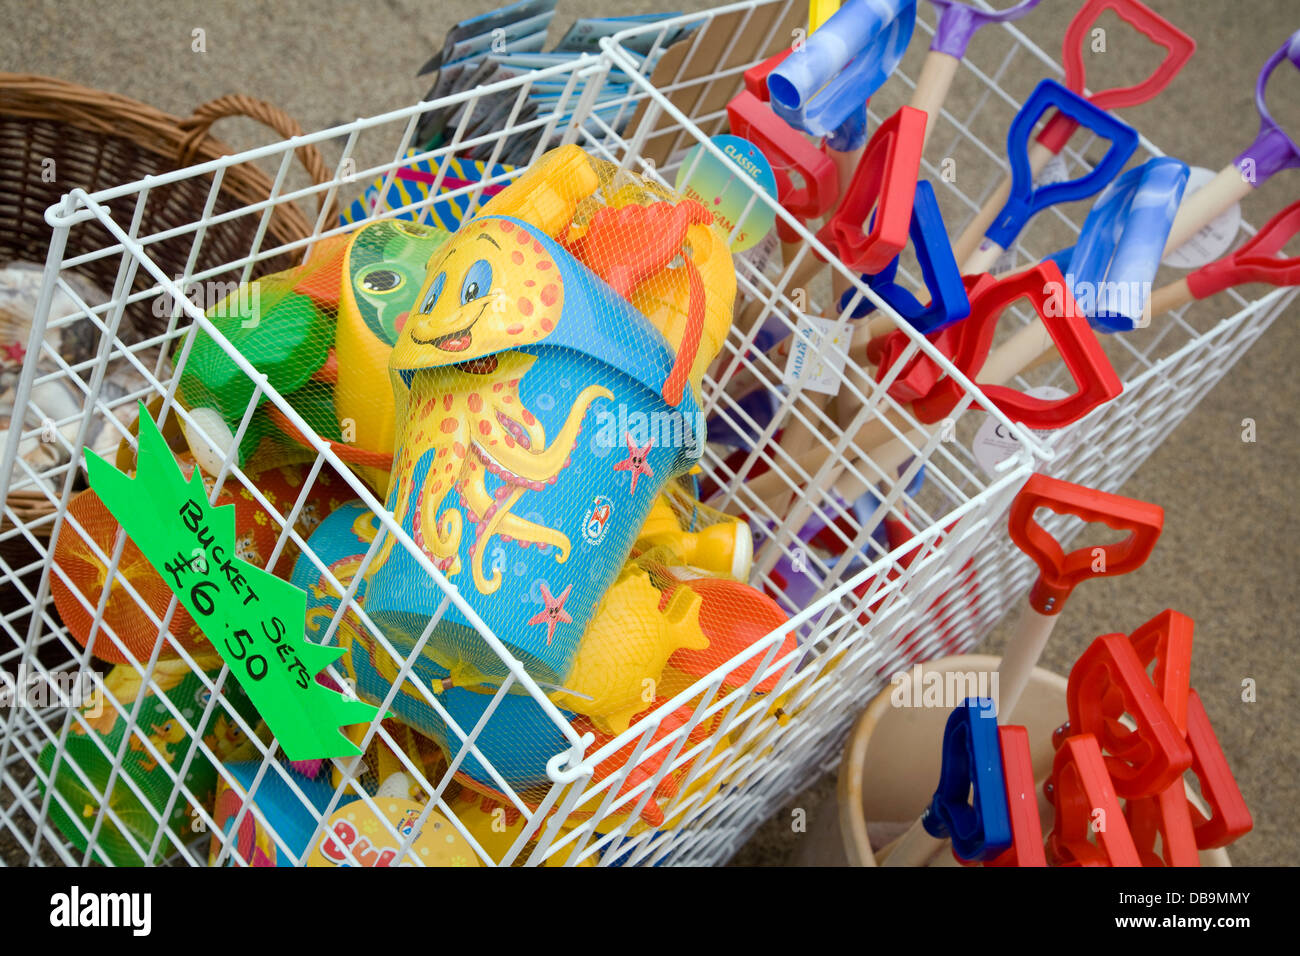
[796,654,1230,867]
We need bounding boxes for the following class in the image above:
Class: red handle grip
[727,90,840,241]
[1127,610,1199,867]
[1128,608,1194,734]
[1008,472,1163,613]
[1125,786,1201,867]
[1184,689,1253,849]
[984,725,1048,867]
[912,263,1123,430]
[817,105,927,273]
[1046,733,1142,866]
[1037,0,1195,154]
[1186,197,1300,300]
[1065,633,1193,799]
[867,325,956,403]
[871,274,990,405]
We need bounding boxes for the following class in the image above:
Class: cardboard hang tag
[783,314,850,395]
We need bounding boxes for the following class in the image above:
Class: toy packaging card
[555,13,695,56]
[417,0,559,76]
[412,2,692,162]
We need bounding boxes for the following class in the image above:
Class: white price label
[783,314,849,395]
[739,228,779,276]
[972,385,1069,477]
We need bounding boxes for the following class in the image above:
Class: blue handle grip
[1067,157,1189,332]
[768,0,917,140]
[838,179,970,335]
[920,697,1012,862]
[1042,157,1189,333]
[987,78,1140,250]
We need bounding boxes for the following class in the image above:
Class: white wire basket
[603,0,1296,725]
[0,1,1285,868]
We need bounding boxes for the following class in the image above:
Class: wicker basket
[0,74,337,335]
[1,75,339,642]
[1,74,336,537]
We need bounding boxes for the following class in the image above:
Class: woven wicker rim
[2,74,339,536]
[0,72,338,235]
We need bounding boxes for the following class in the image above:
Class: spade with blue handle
[879,697,1012,866]
[962,78,1139,276]
[837,178,971,338]
[951,0,1195,266]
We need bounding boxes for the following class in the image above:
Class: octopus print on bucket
[372,218,613,593]
[364,211,708,687]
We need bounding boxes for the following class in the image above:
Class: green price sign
[85,402,379,760]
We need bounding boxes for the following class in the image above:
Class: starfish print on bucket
[529,583,573,646]
[614,435,655,495]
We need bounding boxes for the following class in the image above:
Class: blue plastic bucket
[295,501,576,790]
[364,215,705,688]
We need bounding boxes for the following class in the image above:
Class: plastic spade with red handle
[996,474,1164,723]
[831,265,1123,509]
[1147,197,1300,318]
[1121,609,1200,866]
[1064,631,1192,798]
[895,261,1124,429]
[1045,733,1143,866]
[720,104,931,422]
[1040,0,1196,153]
[818,105,929,274]
[951,0,1195,267]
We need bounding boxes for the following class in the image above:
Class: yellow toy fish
[550,565,709,735]
[76,656,222,736]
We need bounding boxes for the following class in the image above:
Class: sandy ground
[1,0,1296,866]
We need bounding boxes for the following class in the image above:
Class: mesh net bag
[301,145,801,834]
[148,143,804,853]
[37,655,260,866]
[174,219,453,496]
[361,144,737,690]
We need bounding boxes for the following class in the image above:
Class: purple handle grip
[1234,28,1300,185]
[928,0,1042,59]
